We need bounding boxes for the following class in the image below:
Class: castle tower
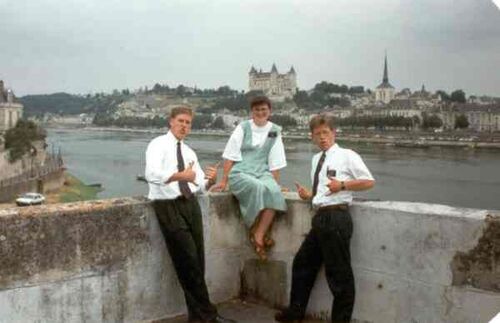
[248,64,298,100]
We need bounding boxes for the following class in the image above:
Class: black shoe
[274,309,304,322]
[207,314,236,323]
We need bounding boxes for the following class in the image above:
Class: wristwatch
[340,181,346,191]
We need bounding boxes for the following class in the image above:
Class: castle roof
[289,66,296,74]
[271,63,278,73]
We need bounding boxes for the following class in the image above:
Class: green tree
[450,90,466,103]
[436,90,450,102]
[211,116,226,129]
[454,114,469,129]
[422,113,443,129]
[4,120,47,162]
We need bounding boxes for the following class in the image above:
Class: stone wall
[0,194,498,323]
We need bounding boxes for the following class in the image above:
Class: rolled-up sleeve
[222,125,243,161]
[193,156,210,193]
[145,141,175,185]
[348,150,374,180]
[268,134,287,171]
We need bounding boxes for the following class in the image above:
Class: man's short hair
[170,106,194,119]
[309,113,335,132]
[250,95,272,110]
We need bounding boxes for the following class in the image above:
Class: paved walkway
[153,299,324,323]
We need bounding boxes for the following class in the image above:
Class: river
[47,128,500,210]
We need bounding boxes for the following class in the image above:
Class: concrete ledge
[0,194,499,323]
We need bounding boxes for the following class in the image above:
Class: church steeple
[382,52,389,84]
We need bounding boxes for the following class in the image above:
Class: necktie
[312,151,326,198]
[177,141,193,198]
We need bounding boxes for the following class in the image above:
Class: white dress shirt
[311,143,374,208]
[222,120,287,171]
[145,131,207,200]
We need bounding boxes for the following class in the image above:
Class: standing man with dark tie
[145,107,235,323]
[275,113,375,323]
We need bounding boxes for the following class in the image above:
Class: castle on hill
[248,64,297,101]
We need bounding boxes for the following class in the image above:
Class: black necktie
[312,151,326,198]
[177,141,193,198]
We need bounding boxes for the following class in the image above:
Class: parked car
[16,193,45,206]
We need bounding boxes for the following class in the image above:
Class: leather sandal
[249,233,268,261]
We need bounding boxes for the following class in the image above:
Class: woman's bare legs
[252,208,275,247]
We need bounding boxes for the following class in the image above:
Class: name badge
[268,131,277,138]
[327,169,337,177]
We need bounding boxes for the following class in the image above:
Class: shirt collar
[323,143,339,155]
[166,130,183,145]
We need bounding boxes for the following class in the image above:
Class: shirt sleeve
[268,133,287,171]
[145,140,175,185]
[192,153,209,193]
[222,125,244,161]
[348,150,374,180]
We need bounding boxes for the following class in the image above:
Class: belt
[315,203,348,212]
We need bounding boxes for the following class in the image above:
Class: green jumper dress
[228,121,287,227]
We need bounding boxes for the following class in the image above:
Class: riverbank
[47,125,500,150]
[49,173,101,203]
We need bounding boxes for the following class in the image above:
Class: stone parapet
[0,194,498,323]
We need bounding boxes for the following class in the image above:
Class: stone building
[0,80,23,133]
[374,54,395,104]
[440,104,500,132]
[248,64,297,100]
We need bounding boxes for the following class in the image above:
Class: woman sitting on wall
[212,96,287,260]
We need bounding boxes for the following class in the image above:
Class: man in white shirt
[145,107,235,323]
[275,113,375,323]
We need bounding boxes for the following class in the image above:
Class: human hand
[204,162,220,184]
[325,176,341,195]
[281,186,290,192]
[182,161,196,183]
[294,182,312,200]
[210,179,228,192]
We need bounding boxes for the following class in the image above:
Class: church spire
[383,51,389,84]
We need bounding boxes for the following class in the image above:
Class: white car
[16,193,45,206]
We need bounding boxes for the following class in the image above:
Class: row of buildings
[250,56,499,132]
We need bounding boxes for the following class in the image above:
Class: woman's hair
[309,113,335,132]
[250,95,272,110]
[170,106,194,119]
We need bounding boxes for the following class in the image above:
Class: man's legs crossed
[154,199,217,321]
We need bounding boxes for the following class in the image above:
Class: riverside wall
[0,194,498,323]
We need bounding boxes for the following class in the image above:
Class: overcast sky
[1,0,499,96]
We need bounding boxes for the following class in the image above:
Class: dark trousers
[153,198,217,321]
[288,208,355,323]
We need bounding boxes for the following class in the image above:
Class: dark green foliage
[211,116,226,129]
[4,120,46,162]
[192,114,214,129]
[20,92,127,117]
[270,115,298,129]
[93,115,167,128]
[436,89,466,103]
[450,90,466,103]
[336,115,418,131]
[20,93,90,117]
[422,113,443,129]
[436,90,450,101]
[455,114,469,129]
[293,82,359,110]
